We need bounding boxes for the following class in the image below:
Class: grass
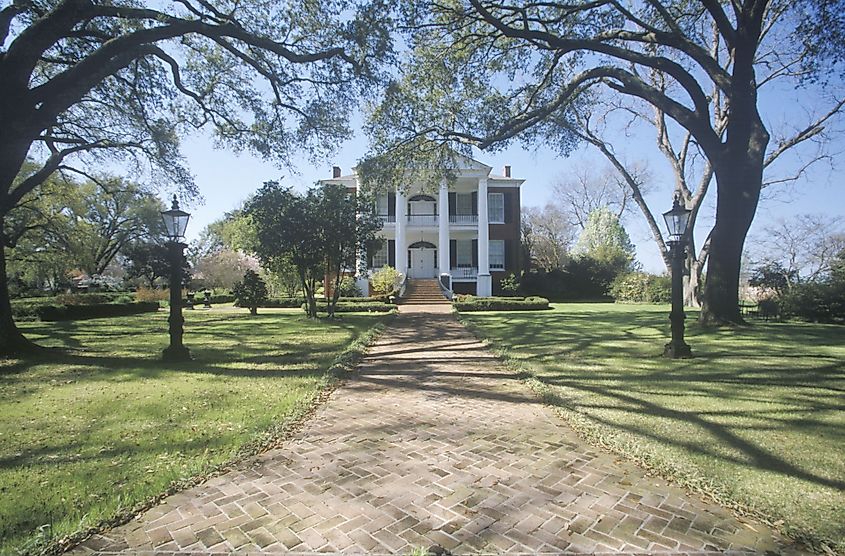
[459,302,845,553]
[0,307,387,555]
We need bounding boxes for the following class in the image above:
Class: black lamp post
[161,195,192,361]
[662,196,693,359]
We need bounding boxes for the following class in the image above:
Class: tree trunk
[700,155,765,325]
[0,240,41,355]
[684,257,704,308]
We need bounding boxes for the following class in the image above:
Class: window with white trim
[489,240,505,270]
[488,193,505,223]
[456,193,473,215]
[372,242,388,268]
[456,240,473,267]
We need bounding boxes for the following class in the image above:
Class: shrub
[36,302,159,321]
[12,294,137,320]
[370,266,401,296]
[520,266,615,301]
[610,272,671,303]
[454,296,550,311]
[54,292,129,305]
[260,297,306,308]
[780,280,845,324]
[499,273,520,295]
[232,270,269,315]
[339,294,392,303]
[10,299,55,321]
[135,287,169,303]
[337,276,361,297]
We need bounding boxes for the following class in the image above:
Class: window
[456,193,473,215]
[377,194,389,216]
[489,240,505,270]
[372,242,388,268]
[488,193,504,223]
[456,239,473,267]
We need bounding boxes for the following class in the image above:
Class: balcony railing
[449,214,478,225]
[451,267,478,280]
[407,214,438,226]
[388,213,480,226]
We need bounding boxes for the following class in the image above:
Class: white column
[395,188,408,276]
[354,176,369,296]
[477,176,492,297]
[438,179,450,280]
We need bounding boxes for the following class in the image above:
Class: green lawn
[460,303,845,552]
[0,308,386,554]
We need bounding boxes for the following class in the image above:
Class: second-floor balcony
[450,214,478,225]
[407,214,438,226]
[378,213,480,227]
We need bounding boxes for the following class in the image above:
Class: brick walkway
[73,308,795,554]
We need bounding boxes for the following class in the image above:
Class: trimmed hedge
[454,296,550,311]
[302,301,396,313]
[256,296,393,309]
[259,297,306,308]
[193,292,236,304]
[55,292,135,305]
[337,296,392,303]
[10,298,55,321]
[37,302,160,321]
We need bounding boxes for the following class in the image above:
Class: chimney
[332,166,341,178]
[503,165,511,178]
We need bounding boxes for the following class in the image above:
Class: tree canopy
[244,181,382,318]
[0,0,393,353]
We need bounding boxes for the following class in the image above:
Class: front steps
[399,279,450,305]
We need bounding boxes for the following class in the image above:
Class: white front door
[409,248,436,278]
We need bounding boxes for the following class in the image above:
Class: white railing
[439,273,453,300]
[377,214,396,223]
[407,214,438,226]
[449,214,478,225]
[451,267,478,280]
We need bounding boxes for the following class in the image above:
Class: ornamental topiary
[233,270,269,315]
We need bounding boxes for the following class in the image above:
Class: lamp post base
[663,341,692,359]
[162,344,192,362]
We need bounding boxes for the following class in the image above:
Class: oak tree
[0,0,391,353]
[363,0,845,324]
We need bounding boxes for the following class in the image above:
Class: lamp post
[161,195,192,361]
[662,196,693,359]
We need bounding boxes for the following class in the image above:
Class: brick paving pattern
[72,308,797,554]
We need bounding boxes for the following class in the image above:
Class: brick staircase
[399,279,450,305]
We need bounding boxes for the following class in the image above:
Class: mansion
[322,156,523,297]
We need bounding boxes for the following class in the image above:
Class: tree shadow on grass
[543,375,845,491]
[461,308,845,493]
